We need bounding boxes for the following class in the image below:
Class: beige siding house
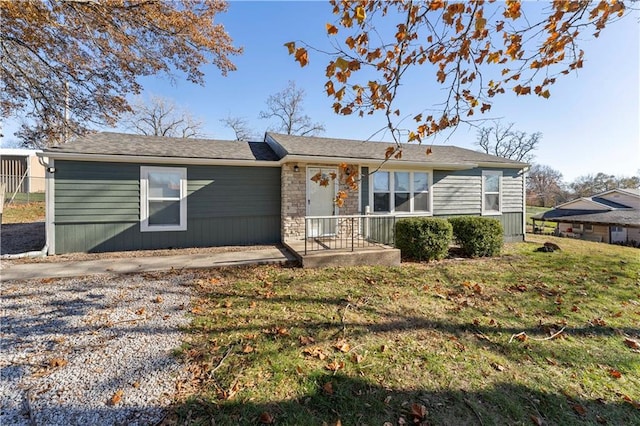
[532,188,640,245]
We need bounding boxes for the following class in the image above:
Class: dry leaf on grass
[135,307,146,315]
[325,361,345,372]
[242,345,254,354]
[572,403,586,416]
[334,340,351,353]
[410,403,428,421]
[623,337,640,350]
[608,369,622,379]
[258,411,274,424]
[153,295,163,303]
[323,381,334,395]
[530,414,544,425]
[299,335,315,345]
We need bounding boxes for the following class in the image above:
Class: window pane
[484,194,499,212]
[148,200,181,225]
[484,174,499,193]
[395,192,410,212]
[414,173,428,192]
[149,172,181,198]
[394,172,409,192]
[373,172,389,191]
[414,192,430,211]
[374,193,390,212]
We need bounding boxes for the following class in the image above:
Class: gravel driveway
[0,271,193,425]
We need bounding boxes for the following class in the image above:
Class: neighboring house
[37,132,528,255]
[531,188,640,244]
[0,148,45,194]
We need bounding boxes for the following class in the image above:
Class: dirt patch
[1,221,45,255]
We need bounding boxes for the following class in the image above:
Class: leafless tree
[220,115,257,141]
[476,121,541,163]
[526,164,569,207]
[121,96,203,138]
[259,81,325,136]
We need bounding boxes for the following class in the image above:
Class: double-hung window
[482,170,502,215]
[140,166,187,232]
[372,171,431,213]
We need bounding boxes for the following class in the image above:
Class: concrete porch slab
[284,240,400,268]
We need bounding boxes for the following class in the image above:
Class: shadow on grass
[169,376,640,426]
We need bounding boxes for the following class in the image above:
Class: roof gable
[555,198,613,211]
[265,132,528,168]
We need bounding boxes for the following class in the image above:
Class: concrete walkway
[1,247,298,281]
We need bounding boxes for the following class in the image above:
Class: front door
[307,167,337,237]
[611,226,627,243]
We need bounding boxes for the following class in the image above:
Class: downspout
[37,155,54,255]
[520,166,530,241]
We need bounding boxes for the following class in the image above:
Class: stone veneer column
[281,163,362,242]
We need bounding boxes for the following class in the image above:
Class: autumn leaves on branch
[286,0,626,145]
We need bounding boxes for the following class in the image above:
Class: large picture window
[371,171,431,213]
[482,170,502,215]
[140,166,187,232]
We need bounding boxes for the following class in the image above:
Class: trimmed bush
[448,216,503,257]
[395,217,453,261]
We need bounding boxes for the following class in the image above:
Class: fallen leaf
[351,353,364,364]
[622,394,640,409]
[410,403,428,421]
[325,361,345,372]
[224,300,233,308]
[334,340,351,353]
[530,414,544,426]
[623,337,640,350]
[609,369,622,379]
[153,296,163,303]
[571,305,579,312]
[108,389,124,406]
[249,301,257,309]
[491,362,505,372]
[135,307,146,315]
[49,358,68,368]
[242,345,254,354]
[259,411,274,424]
[380,344,388,352]
[299,335,315,345]
[132,381,140,388]
[323,381,334,395]
[572,403,586,416]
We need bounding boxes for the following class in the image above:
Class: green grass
[526,205,554,234]
[2,201,45,223]
[169,236,640,425]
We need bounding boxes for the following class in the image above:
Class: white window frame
[482,170,502,216]
[140,166,187,232]
[369,170,433,215]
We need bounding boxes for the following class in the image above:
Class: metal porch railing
[304,214,397,254]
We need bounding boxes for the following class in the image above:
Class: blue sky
[2,1,638,182]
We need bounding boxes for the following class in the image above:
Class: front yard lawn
[171,235,640,425]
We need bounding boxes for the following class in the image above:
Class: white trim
[140,166,187,232]
[482,170,503,216]
[368,169,433,215]
[45,158,55,254]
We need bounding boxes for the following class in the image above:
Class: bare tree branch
[220,115,257,141]
[120,96,204,139]
[475,120,541,162]
[259,81,325,136]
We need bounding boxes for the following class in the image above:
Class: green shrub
[448,216,503,257]
[395,217,453,261]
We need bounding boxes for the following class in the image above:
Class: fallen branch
[509,327,566,343]
[209,344,235,376]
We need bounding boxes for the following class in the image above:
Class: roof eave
[37,151,281,167]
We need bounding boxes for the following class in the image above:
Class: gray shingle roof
[266,132,528,167]
[532,209,640,227]
[44,132,280,161]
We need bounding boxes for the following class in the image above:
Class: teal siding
[432,169,482,215]
[433,167,523,216]
[54,161,281,254]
